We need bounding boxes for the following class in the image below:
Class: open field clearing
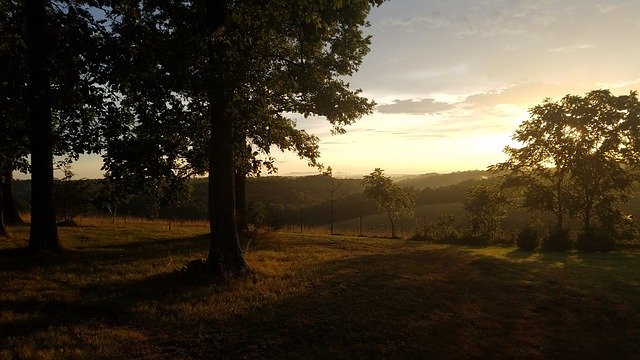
[2,218,640,359]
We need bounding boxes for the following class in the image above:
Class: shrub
[425,215,460,243]
[459,233,488,246]
[516,225,538,250]
[539,225,572,251]
[576,227,615,252]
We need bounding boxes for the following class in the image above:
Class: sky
[23,0,640,179]
[274,0,640,176]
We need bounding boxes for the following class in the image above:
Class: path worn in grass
[1,219,640,358]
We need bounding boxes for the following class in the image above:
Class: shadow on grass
[0,233,210,272]
[0,265,210,342]
[3,235,640,358]
[152,247,640,359]
[505,248,536,259]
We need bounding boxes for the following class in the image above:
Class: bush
[539,225,572,251]
[424,215,461,243]
[516,225,538,250]
[459,233,488,246]
[576,227,615,252]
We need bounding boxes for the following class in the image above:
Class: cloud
[462,82,571,109]
[384,13,450,31]
[597,4,618,14]
[376,98,455,114]
[548,44,595,53]
[595,79,640,92]
[379,1,557,38]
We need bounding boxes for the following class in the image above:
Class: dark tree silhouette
[2,170,24,225]
[25,0,60,252]
[492,90,640,236]
[362,168,414,238]
[104,0,384,278]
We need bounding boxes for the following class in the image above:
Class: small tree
[323,166,349,235]
[463,185,507,244]
[362,168,415,238]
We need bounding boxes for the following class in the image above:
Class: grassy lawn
[2,218,640,359]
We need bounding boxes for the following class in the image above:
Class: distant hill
[12,170,640,230]
[398,170,496,189]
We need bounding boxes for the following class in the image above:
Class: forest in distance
[9,168,640,241]
[9,169,495,223]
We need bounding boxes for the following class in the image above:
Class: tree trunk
[235,167,247,236]
[330,198,334,235]
[386,207,396,238]
[0,185,8,237]
[555,169,566,230]
[26,0,61,253]
[205,0,248,278]
[584,202,592,230]
[2,169,24,225]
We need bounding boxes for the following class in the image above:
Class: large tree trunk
[205,0,248,278]
[26,0,61,253]
[3,169,24,225]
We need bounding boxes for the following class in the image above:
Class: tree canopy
[492,90,640,240]
[101,0,385,277]
[361,168,414,238]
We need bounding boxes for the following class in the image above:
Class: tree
[3,1,112,252]
[362,168,415,238]
[25,0,62,252]
[323,166,349,235]
[492,90,640,238]
[463,185,506,243]
[105,0,384,278]
[1,1,29,228]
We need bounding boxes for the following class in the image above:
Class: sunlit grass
[2,218,640,358]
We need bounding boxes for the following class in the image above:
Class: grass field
[2,218,640,359]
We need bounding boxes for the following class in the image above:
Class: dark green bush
[459,233,488,246]
[516,225,538,251]
[576,227,615,252]
[539,225,572,251]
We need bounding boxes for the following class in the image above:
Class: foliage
[53,167,92,223]
[539,225,572,251]
[463,185,507,244]
[515,225,538,251]
[101,0,385,275]
[362,168,415,238]
[493,90,640,237]
[426,214,460,243]
[576,227,615,252]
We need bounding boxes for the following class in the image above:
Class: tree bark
[386,207,396,238]
[0,184,8,237]
[205,0,248,278]
[2,169,24,225]
[330,198,334,235]
[235,167,247,236]
[26,0,61,253]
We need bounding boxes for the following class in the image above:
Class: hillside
[398,170,497,189]
[11,171,640,233]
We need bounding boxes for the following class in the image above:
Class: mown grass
[2,218,640,359]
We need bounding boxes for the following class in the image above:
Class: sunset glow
[20,0,640,179]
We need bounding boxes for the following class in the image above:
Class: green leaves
[361,168,415,237]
